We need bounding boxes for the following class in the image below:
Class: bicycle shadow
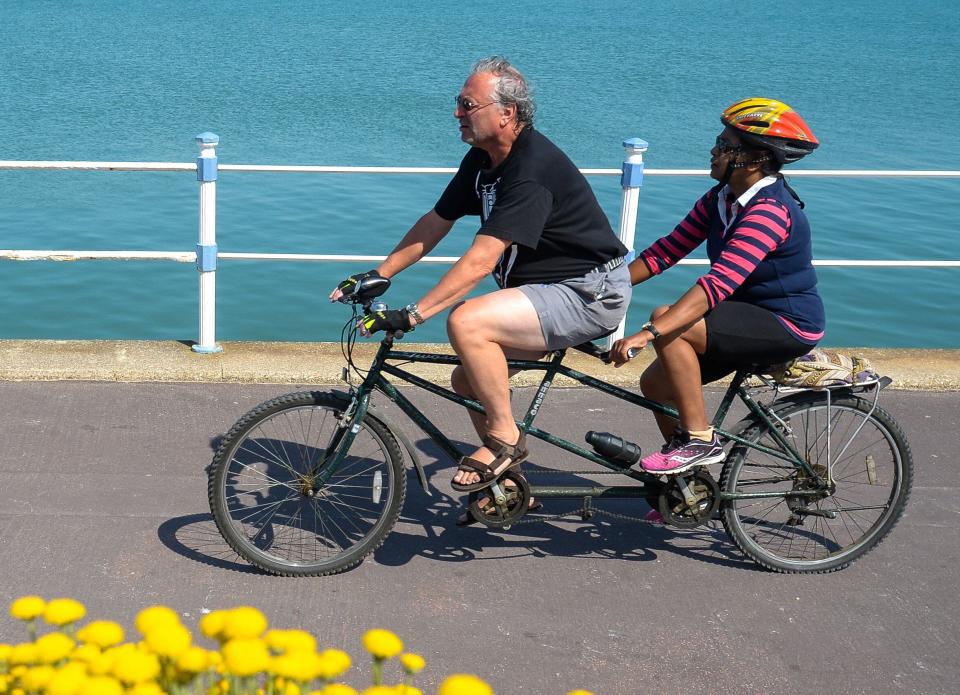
[157,512,263,574]
[162,432,756,574]
[374,437,757,572]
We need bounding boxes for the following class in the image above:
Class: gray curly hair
[471,56,535,129]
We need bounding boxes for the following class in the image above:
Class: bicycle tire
[720,392,912,573]
[208,391,406,576]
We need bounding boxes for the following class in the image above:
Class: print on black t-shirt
[434,127,627,288]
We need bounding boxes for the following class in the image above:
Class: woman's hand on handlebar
[609,332,651,367]
[329,269,382,303]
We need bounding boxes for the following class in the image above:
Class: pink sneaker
[639,430,686,470]
[642,432,725,475]
[644,508,665,524]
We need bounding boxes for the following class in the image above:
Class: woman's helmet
[721,98,819,164]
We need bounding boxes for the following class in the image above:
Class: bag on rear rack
[769,349,879,389]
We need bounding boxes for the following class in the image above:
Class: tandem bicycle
[207,275,912,576]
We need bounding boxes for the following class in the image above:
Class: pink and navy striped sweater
[639,177,825,343]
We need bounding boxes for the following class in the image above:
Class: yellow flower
[207,679,230,695]
[144,623,192,658]
[359,688,395,695]
[70,643,101,665]
[313,686,358,695]
[271,652,322,683]
[45,663,89,695]
[566,691,595,695]
[221,638,270,677]
[77,675,123,695]
[21,665,55,690]
[361,630,403,660]
[9,596,46,621]
[90,643,135,676]
[176,646,210,673]
[9,643,38,665]
[265,629,317,654]
[43,599,87,627]
[315,650,352,680]
[198,611,228,642]
[128,683,165,695]
[76,621,125,648]
[135,606,181,635]
[278,681,302,695]
[437,674,494,695]
[35,633,75,664]
[222,607,268,640]
[399,653,425,675]
[111,649,160,684]
[395,687,423,695]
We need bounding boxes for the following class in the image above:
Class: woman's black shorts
[698,301,813,384]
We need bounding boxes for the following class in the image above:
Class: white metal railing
[2,133,959,351]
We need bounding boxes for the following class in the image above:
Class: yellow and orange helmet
[721,97,819,164]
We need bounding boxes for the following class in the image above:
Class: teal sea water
[1,0,958,347]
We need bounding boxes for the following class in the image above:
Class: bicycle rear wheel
[720,392,912,573]
[208,391,405,576]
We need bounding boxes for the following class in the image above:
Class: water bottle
[585,431,642,465]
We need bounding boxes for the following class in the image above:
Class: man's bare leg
[446,288,547,487]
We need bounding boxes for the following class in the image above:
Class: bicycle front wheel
[721,392,912,573]
[208,391,406,576]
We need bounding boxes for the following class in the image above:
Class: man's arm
[377,209,455,278]
[415,234,511,322]
[330,209,454,302]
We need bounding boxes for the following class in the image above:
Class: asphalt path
[0,381,957,694]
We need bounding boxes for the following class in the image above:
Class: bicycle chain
[507,502,662,526]
[510,467,657,525]
[523,469,625,476]
[510,504,723,529]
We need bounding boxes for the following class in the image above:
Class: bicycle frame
[322,335,830,504]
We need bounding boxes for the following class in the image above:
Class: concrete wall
[2,340,958,390]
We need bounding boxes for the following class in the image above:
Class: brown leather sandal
[450,432,529,493]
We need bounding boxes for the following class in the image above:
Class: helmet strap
[718,160,735,186]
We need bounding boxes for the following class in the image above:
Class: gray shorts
[518,262,632,350]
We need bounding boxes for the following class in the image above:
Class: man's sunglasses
[455,95,500,113]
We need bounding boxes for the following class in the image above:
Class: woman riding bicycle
[610,97,824,474]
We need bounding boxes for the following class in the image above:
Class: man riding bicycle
[331,56,631,493]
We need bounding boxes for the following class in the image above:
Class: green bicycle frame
[320,336,825,502]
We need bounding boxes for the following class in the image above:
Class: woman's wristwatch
[641,321,661,340]
[405,303,425,325]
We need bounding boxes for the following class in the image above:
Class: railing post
[605,137,648,348]
[192,132,222,353]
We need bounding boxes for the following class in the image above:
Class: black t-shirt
[434,127,627,287]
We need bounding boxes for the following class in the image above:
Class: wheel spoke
[210,394,405,575]
[722,395,910,573]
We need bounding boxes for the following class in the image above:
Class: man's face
[454,72,504,146]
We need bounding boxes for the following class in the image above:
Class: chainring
[658,469,721,529]
[467,470,531,528]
